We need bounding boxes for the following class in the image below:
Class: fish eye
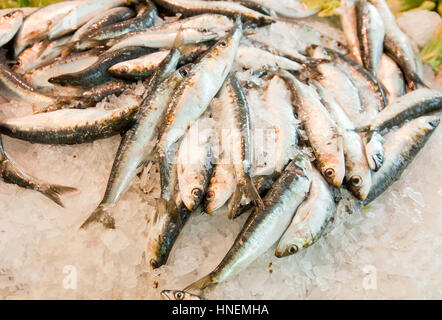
[351,175,362,187]
[219,40,227,47]
[206,191,215,201]
[174,291,184,300]
[198,27,209,33]
[289,245,298,254]
[191,188,202,199]
[324,168,335,178]
[179,68,188,77]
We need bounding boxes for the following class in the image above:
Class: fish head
[48,74,78,87]
[326,38,348,55]
[181,178,205,211]
[275,232,308,258]
[346,169,373,201]
[161,290,205,300]
[204,166,235,214]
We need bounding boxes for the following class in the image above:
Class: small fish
[235,46,303,72]
[264,75,299,173]
[106,28,218,52]
[0,58,55,108]
[377,54,405,103]
[15,36,71,74]
[314,81,371,201]
[154,17,242,160]
[153,0,272,25]
[0,10,23,48]
[356,0,385,76]
[204,162,236,214]
[74,1,157,50]
[340,0,362,65]
[14,1,83,56]
[217,73,264,219]
[0,105,139,145]
[147,140,192,269]
[177,117,214,211]
[307,45,364,122]
[280,70,345,188]
[68,6,135,52]
[161,290,205,300]
[0,136,77,207]
[109,43,211,79]
[39,80,131,113]
[48,0,128,40]
[364,116,440,205]
[80,45,183,229]
[182,156,312,296]
[25,49,100,92]
[368,0,424,90]
[360,89,442,133]
[49,46,155,88]
[275,168,335,257]
[149,13,234,35]
[325,48,387,127]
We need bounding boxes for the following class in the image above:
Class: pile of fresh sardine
[0,0,440,300]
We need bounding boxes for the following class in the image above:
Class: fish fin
[184,272,216,294]
[41,184,78,208]
[354,126,371,134]
[228,175,264,219]
[172,27,185,50]
[80,204,115,229]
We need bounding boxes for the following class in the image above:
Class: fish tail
[80,204,115,229]
[228,176,264,219]
[41,184,78,208]
[184,272,216,294]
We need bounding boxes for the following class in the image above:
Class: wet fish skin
[364,116,440,205]
[182,156,312,296]
[0,137,77,207]
[236,46,303,72]
[314,81,372,201]
[368,0,424,90]
[39,80,132,113]
[69,6,136,52]
[244,0,319,18]
[107,28,218,52]
[218,73,264,219]
[49,46,156,88]
[204,162,236,214]
[0,105,139,145]
[152,0,273,25]
[0,10,23,48]
[362,89,442,133]
[155,18,242,158]
[0,59,55,107]
[13,1,82,56]
[178,120,213,211]
[48,0,129,40]
[377,54,405,103]
[356,0,385,76]
[15,36,71,74]
[80,49,183,229]
[24,49,101,92]
[340,0,362,65]
[279,70,345,188]
[275,168,335,257]
[83,1,158,46]
[109,43,211,79]
[307,45,364,121]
